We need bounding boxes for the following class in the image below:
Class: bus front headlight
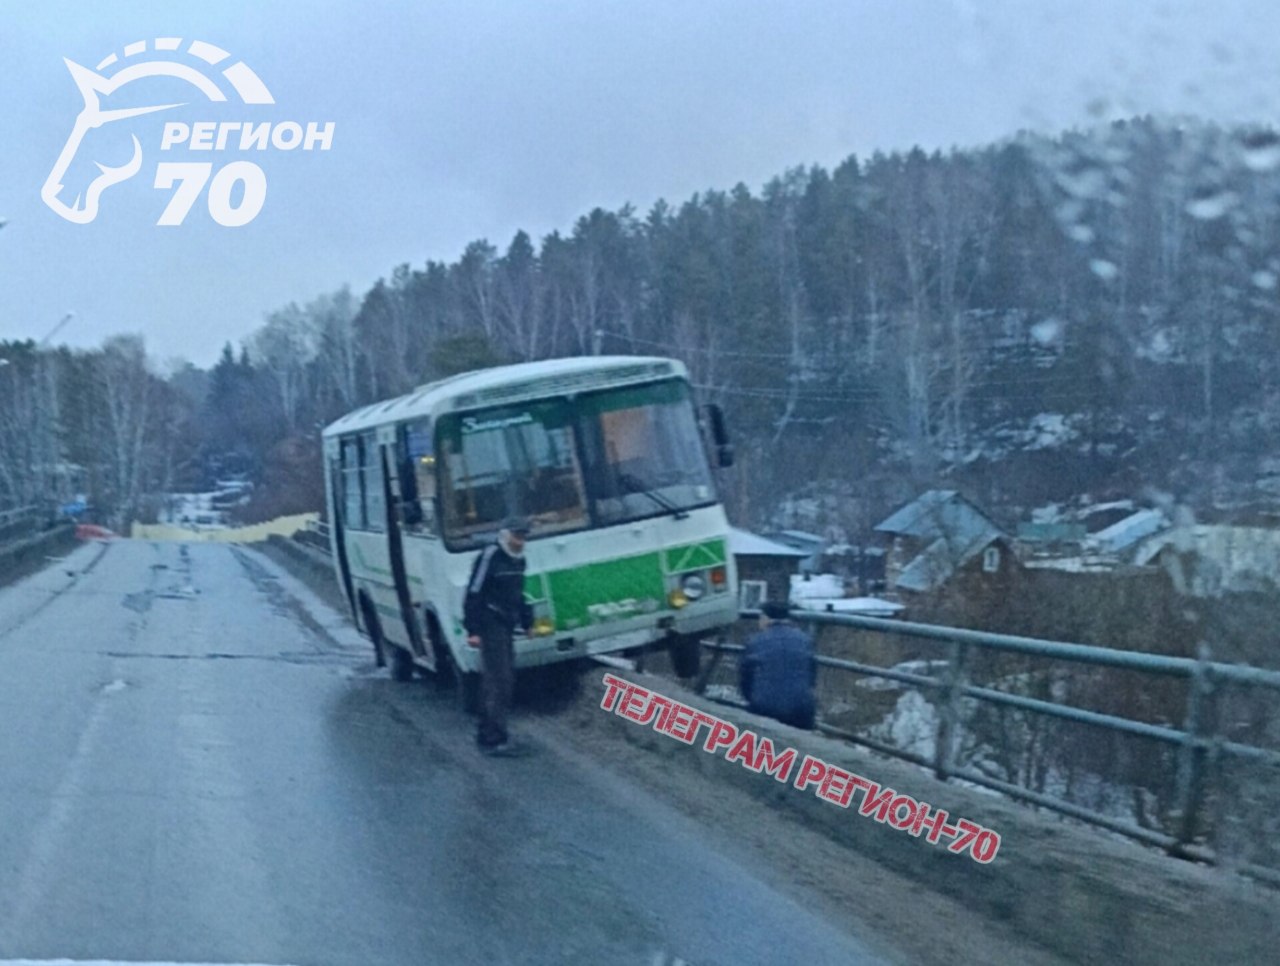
[681,573,707,601]
[530,601,555,636]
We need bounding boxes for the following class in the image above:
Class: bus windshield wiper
[618,473,688,520]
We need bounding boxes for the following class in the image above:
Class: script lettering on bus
[460,413,535,434]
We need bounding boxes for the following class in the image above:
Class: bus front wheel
[668,634,701,679]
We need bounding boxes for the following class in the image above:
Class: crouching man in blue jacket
[740,600,816,730]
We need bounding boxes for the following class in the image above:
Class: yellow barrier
[130,512,320,543]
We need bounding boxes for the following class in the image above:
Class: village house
[728,527,810,611]
[874,489,1018,595]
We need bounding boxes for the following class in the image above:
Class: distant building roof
[875,489,1001,545]
[876,489,959,535]
[729,527,810,557]
[763,529,826,551]
[1091,509,1166,554]
[1017,521,1088,543]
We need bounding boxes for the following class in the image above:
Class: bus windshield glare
[437,379,714,547]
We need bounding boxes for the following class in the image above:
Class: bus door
[326,447,359,628]
[379,434,434,671]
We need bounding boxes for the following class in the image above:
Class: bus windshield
[437,379,715,547]
[577,379,714,527]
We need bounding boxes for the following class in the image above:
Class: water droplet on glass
[1090,259,1119,281]
[1252,270,1277,291]
[1240,130,1280,173]
[1056,161,1107,199]
[1186,188,1237,220]
[1055,199,1084,224]
[1031,318,1064,345]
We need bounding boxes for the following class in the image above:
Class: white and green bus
[321,355,738,706]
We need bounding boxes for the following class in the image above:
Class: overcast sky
[3,0,1279,367]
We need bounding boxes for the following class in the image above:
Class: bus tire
[390,642,415,682]
[358,593,386,669]
[425,613,451,685]
[669,634,701,678]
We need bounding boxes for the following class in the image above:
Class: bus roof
[322,355,688,438]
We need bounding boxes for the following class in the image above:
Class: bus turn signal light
[668,588,689,609]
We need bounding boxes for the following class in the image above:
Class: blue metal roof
[875,490,1000,543]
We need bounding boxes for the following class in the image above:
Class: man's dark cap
[761,600,790,620]
[502,515,531,536]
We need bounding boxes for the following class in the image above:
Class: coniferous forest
[5,116,1280,533]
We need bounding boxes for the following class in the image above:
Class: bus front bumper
[512,602,735,668]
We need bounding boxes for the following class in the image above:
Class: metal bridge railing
[0,505,39,528]
[265,530,1280,881]
[0,506,41,545]
[701,610,1280,885]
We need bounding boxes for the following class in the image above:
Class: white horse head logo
[42,38,273,224]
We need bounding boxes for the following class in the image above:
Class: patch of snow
[1186,189,1238,220]
[795,596,904,617]
[855,659,950,691]
[869,690,939,761]
[1031,502,1064,524]
[1089,258,1119,281]
[1030,317,1065,346]
[1023,555,1118,573]
[789,573,846,600]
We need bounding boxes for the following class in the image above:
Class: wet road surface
[0,540,892,965]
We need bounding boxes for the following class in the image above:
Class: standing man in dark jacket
[740,601,817,730]
[465,517,534,755]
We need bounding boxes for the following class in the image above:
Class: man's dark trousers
[477,619,515,747]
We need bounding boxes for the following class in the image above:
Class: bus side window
[402,419,437,535]
[362,432,386,533]
[341,437,364,529]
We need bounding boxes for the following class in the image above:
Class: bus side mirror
[704,403,733,468]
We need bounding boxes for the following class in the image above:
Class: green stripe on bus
[544,551,666,630]
[524,537,727,631]
[663,539,726,574]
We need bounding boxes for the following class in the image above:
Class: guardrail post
[1170,642,1213,856]
[934,638,968,782]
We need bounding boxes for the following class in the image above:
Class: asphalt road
[0,539,891,966]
